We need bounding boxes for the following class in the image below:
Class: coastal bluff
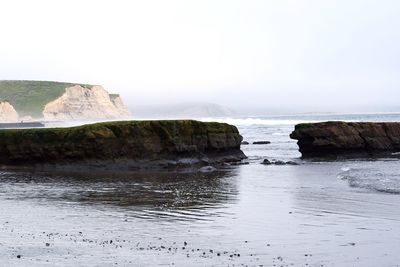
[0,101,19,122]
[0,120,245,171]
[290,121,400,158]
[43,85,131,121]
[0,80,131,121]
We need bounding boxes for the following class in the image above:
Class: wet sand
[1,161,400,266]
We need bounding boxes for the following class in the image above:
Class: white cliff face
[110,94,132,117]
[0,101,19,122]
[43,85,132,121]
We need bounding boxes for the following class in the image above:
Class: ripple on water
[0,170,240,222]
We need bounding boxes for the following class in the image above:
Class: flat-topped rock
[0,120,245,171]
[290,121,400,158]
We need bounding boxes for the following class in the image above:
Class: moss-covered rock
[0,120,245,170]
[294,123,314,131]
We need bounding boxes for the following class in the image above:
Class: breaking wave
[200,117,319,126]
[338,161,400,194]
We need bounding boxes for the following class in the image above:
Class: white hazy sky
[0,0,399,113]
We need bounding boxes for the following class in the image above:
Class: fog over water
[0,0,400,114]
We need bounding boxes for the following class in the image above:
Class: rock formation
[290,121,400,158]
[43,85,131,121]
[0,101,19,122]
[0,120,245,171]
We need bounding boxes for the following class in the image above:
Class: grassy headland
[0,80,92,117]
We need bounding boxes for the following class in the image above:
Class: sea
[1,113,400,266]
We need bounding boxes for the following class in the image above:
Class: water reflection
[0,169,240,221]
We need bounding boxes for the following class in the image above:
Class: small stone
[241,141,250,145]
[17,255,21,259]
[253,141,271,145]
[262,159,272,165]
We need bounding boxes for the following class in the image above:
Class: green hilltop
[0,80,92,118]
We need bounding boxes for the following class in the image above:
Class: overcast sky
[0,0,399,113]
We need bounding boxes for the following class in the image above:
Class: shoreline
[1,114,400,266]
[0,151,246,174]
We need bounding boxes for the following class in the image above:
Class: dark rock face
[253,141,271,145]
[290,121,400,158]
[0,120,245,171]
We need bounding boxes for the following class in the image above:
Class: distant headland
[0,80,131,122]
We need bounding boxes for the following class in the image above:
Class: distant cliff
[0,101,19,122]
[0,120,245,171]
[290,121,400,158]
[0,80,131,121]
[43,85,131,121]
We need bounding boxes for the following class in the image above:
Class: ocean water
[1,113,400,266]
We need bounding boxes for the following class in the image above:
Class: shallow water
[2,113,400,266]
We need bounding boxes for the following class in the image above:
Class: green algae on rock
[0,120,245,171]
